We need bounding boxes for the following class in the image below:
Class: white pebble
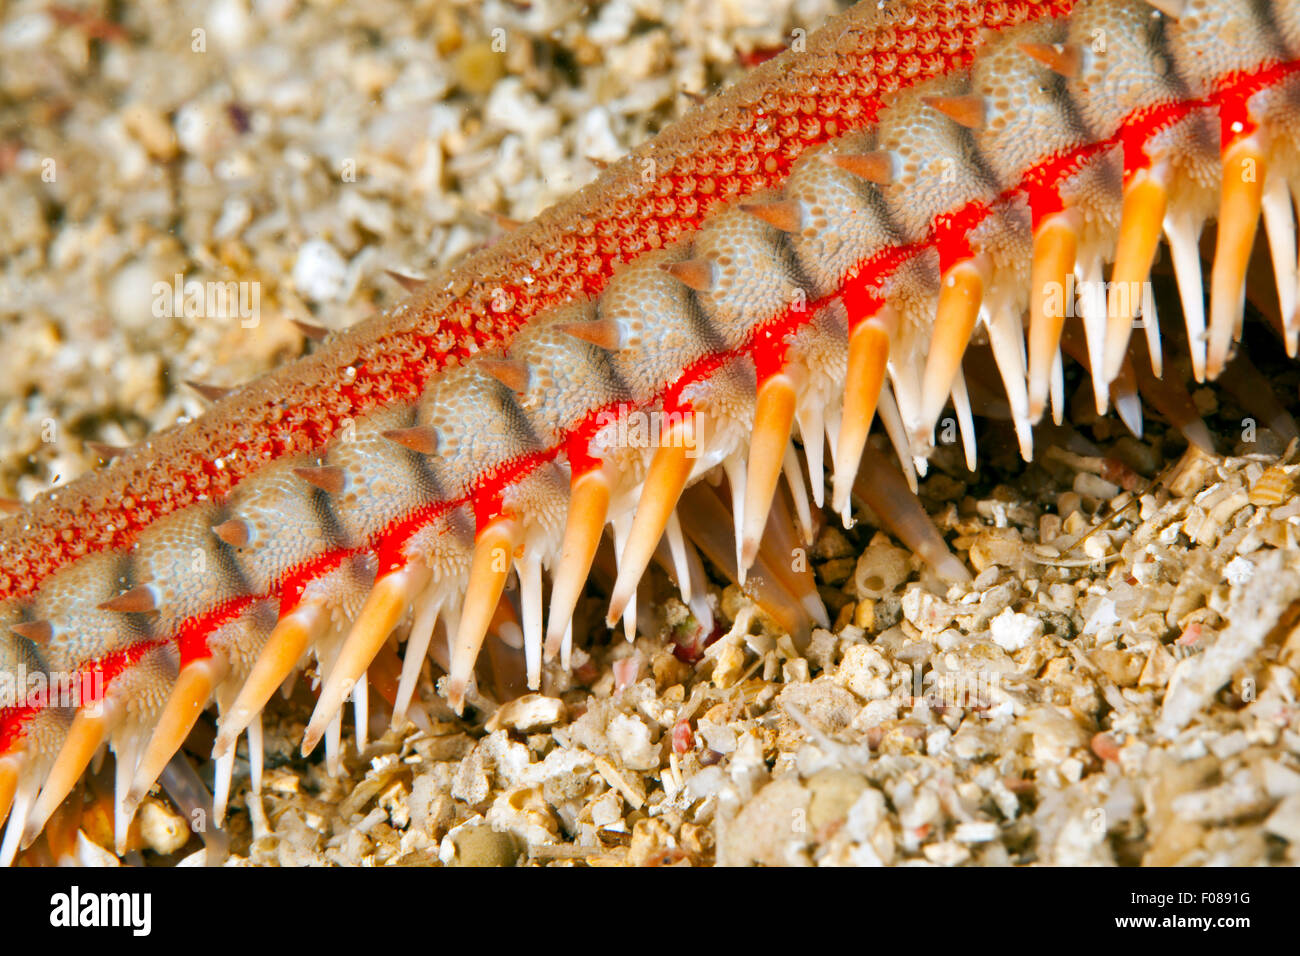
[988,606,1041,652]
[1266,793,1300,844]
[953,821,998,844]
[607,713,658,771]
[210,0,255,49]
[925,726,951,755]
[3,12,53,50]
[292,239,349,303]
[174,101,231,157]
[923,840,971,866]
[686,766,727,801]
[1082,597,1119,635]
[577,107,622,164]
[697,718,738,755]
[1223,555,1255,587]
[486,78,559,144]
[109,261,162,332]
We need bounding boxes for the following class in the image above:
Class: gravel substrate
[5,0,1300,867]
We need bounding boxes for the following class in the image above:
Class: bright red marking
[1214,60,1300,147]
[468,446,560,531]
[1119,99,1196,178]
[176,596,258,668]
[932,201,992,273]
[840,274,887,329]
[1021,140,1110,230]
[373,504,442,579]
[841,246,918,328]
[752,321,796,384]
[564,414,612,478]
[278,548,355,615]
[75,638,166,708]
[0,706,35,756]
[663,355,727,417]
[472,491,507,534]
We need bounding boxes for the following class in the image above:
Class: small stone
[833,601,855,632]
[123,103,179,160]
[1138,641,1175,688]
[968,527,1025,573]
[988,606,1041,652]
[606,713,659,771]
[901,585,956,634]
[586,789,623,828]
[922,840,970,866]
[1169,447,1217,498]
[628,818,680,867]
[1082,534,1109,560]
[806,769,869,833]
[451,746,491,806]
[782,658,810,683]
[1208,730,1248,760]
[719,777,810,867]
[1091,732,1121,763]
[853,598,876,630]
[488,786,559,846]
[820,556,857,587]
[409,775,455,839]
[813,525,856,560]
[453,40,505,95]
[711,641,747,689]
[448,825,522,867]
[953,821,998,844]
[1092,646,1144,686]
[138,799,190,856]
[1265,793,1300,843]
[1074,471,1120,501]
[652,652,693,689]
[1261,760,1300,800]
[1223,556,1255,587]
[174,100,233,157]
[697,716,738,755]
[109,261,163,333]
[264,768,300,795]
[853,540,910,599]
[292,239,349,303]
[805,628,838,672]
[837,643,893,700]
[778,678,861,738]
[485,693,566,733]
